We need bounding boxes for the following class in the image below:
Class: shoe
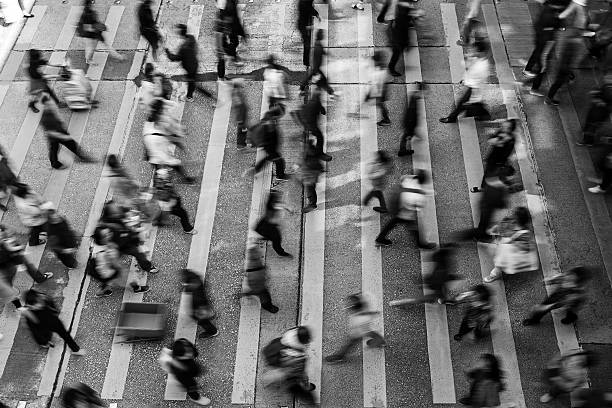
[522,318,537,326]
[263,305,280,313]
[366,338,386,348]
[376,18,388,25]
[95,288,113,297]
[454,334,463,341]
[42,272,54,281]
[148,266,159,274]
[190,396,211,406]
[133,285,150,294]
[561,316,577,324]
[31,239,46,246]
[522,69,537,78]
[23,13,34,18]
[319,153,332,161]
[389,69,402,77]
[184,228,198,235]
[57,101,68,108]
[198,330,219,339]
[302,205,317,213]
[483,273,500,283]
[52,163,67,170]
[278,252,293,259]
[325,355,345,363]
[29,104,40,113]
[456,39,466,46]
[588,186,606,194]
[40,342,55,349]
[439,117,456,123]
[351,2,364,10]
[540,393,553,403]
[529,89,544,97]
[575,140,594,147]
[186,96,194,102]
[377,120,391,127]
[544,97,559,106]
[375,238,392,247]
[373,206,387,214]
[275,174,290,181]
[72,349,86,356]
[419,242,436,250]
[183,176,197,185]
[470,187,482,193]
[397,149,414,156]
[237,144,247,151]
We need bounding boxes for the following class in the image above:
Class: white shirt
[263,68,286,99]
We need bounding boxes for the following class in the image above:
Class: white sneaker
[190,396,211,406]
[589,185,606,194]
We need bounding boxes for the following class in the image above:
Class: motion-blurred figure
[159,339,211,405]
[27,49,63,112]
[297,0,320,67]
[300,29,336,97]
[263,55,289,109]
[539,349,594,403]
[388,0,423,77]
[363,150,392,213]
[577,89,610,146]
[152,167,197,234]
[45,204,79,268]
[298,138,324,213]
[77,0,124,65]
[253,190,293,257]
[232,78,250,149]
[138,0,161,61]
[294,84,332,161]
[473,168,510,241]
[12,183,50,246]
[0,145,17,211]
[62,382,106,408]
[544,28,583,106]
[242,243,280,313]
[453,284,493,342]
[181,269,218,339]
[245,106,288,181]
[471,119,516,193]
[523,0,567,77]
[398,82,423,157]
[458,354,505,407]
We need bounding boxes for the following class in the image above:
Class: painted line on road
[356,7,387,408]
[443,8,526,408]
[0,0,36,73]
[14,5,48,51]
[17,401,26,408]
[440,3,465,84]
[404,29,457,404]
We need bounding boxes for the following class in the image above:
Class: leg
[363,190,375,206]
[258,288,279,312]
[561,308,578,324]
[299,27,311,66]
[100,32,122,60]
[272,156,286,179]
[28,224,44,246]
[365,331,386,347]
[237,124,247,147]
[217,57,225,80]
[523,302,552,325]
[310,126,325,156]
[174,372,200,399]
[51,319,80,352]
[197,318,218,334]
[305,183,317,207]
[186,72,196,98]
[377,0,390,22]
[317,71,335,95]
[18,255,47,282]
[56,250,78,268]
[170,196,193,232]
[253,154,269,174]
[170,164,193,182]
[269,226,288,256]
[376,217,401,241]
[44,83,62,106]
[447,87,472,121]
[372,190,386,209]
[388,45,402,73]
[454,315,473,340]
[47,138,62,168]
[123,245,152,272]
[547,69,569,100]
[377,98,390,122]
[329,336,361,359]
[476,204,493,238]
[85,38,96,64]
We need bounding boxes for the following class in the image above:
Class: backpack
[263,337,285,367]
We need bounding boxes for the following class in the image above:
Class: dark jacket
[467,368,503,408]
[301,92,325,129]
[222,0,246,37]
[403,92,419,130]
[166,35,199,74]
[297,0,319,30]
[77,6,103,40]
[311,40,325,72]
[389,6,414,46]
[485,132,515,168]
[481,178,508,210]
[47,217,78,250]
[41,107,70,137]
[138,2,156,33]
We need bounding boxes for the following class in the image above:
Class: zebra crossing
[0,0,594,407]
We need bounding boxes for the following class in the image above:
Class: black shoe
[0,204,7,211]
[52,163,68,170]
[377,119,391,126]
[95,288,113,297]
[319,153,332,161]
[263,305,279,313]
[31,239,46,246]
[561,315,577,324]
[544,97,559,106]
[303,204,317,213]
[470,187,482,193]
[275,174,290,181]
[454,334,463,341]
[375,238,392,247]
[198,330,219,339]
[398,149,414,157]
[522,318,537,326]
[389,69,402,77]
[29,103,39,113]
[278,251,293,258]
[133,285,150,294]
[373,206,387,214]
[183,176,197,185]
[439,117,456,123]
[458,396,471,406]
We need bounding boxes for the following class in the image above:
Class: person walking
[366,51,391,126]
[325,293,385,363]
[299,29,335,97]
[77,0,124,65]
[40,94,96,170]
[523,266,592,326]
[263,55,289,109]
[44,204,79,268]
[181,269,218,339]
[62,382,105,408]
[458,354,505,407]
[165,24,212,101]
[398,82,423,157]
[152,167,197,234]
[421,243,460,304]
[106,154,140,209]
[387,0,417,77]
[473,169,510,241]
[297,0,320,67]
[453,284,494,342]
[298,138,324,213]
[457,0,483,46]
[439,40,490,123]
[218,0,246,67]
[375,170,436,249]
[295,85,331,161]
[539,349,593,403]
[577,90,610,146]
[471,119,516,193]
[544,27,583,106]
[588,148,612,193]
[0,145,17,211]
[138,0,161,61]
[363,150,392,213]
[0,224,53,287]
[246,106,289,181]
[242,243,280,313]
[22,289,85,355]
[159,338,211,405]
[254,190,293,258]
[12,183,49,246]
[27,49,63,112]
[232,78,249,149]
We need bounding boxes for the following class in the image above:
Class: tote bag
[493,230,539,274]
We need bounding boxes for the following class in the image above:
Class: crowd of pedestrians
[0,0,609,406]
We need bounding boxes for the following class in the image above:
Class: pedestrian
[297,0,320,67]
[143,99,196,184]
[139,63,158,111]
[158,338,211,405]
[588,148,612,193]
[262,326,315,403]
[89,224,150,297]
[484,206,539,283]
[365,51,391,126]
[422,243,460,304]
[242,243,280,313]
[387,0,417,77]
[439,40,490,123]
[577,90,610,146]
[106,154,140,209]
[213,10,232,81]
[457,0,483,47]
[474,168,510,241]
[254,190,293,258]
[44,204,79,269]
[40,94,96,170]
[181,269,218,339]
[458,354,505,407]
[138,0,161,61]
[232,78,249,149]
[77,0,124,65]
[298,138,324,213]
[62,382,105,408]
[27,49,63,113]
[218,0,246,66]
[539,349,593,403]
[12,183,49,246]
[152,167,197,234]
[544,28,583,106]
[375,170,436,249]
[398,82,423,157]
[245,106,289,181]
[22,289,85,355]
[363,150,392,213]
[523,266,592,326]
[453,284,493,342]
[295,86,332,161]
[523,38,556,98]
[523,0,567,77]
[0,145,17,211]
[299,29,335,97]
[471,119,516,193]
[325,293,385,363]
[165,24,212,101]
[263,55,289,109]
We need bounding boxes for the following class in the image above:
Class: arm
[165,47,180,61]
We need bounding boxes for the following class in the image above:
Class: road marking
[443,7,526,408]
[440,3,465,84]
[355,6,387,408]
[17,402,26,408]
[14,5,47,51]
[403,29,457,404]
[109,404,118,408]
[0,0,37,73]
[298,5,328,404]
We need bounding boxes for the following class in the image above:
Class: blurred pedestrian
[472,119,516,193]
[453,284,493,342]
[423,243,460,304]
[588,148,612,193]
[577,90,610,146]
[295,85,331,161]
[27,49,63,112]
[300,29,335,97]
[573,388,612,407]
[325,293,385,363]
[22,289,85,355]
[544,28,583,106]
[363,150,392,213]
[44,204,79,268]
[40,94,96,169]
[263,54,289,109]
[152,167,197,234]
[398,82,423,157]
[298,138,324,213]
[297,0,320,66]
[181,269,218,339]
[0,145,17,211]
[523,266,591,326]
[388,0,420,77]
[440,40,490,123]
[457,0,482,46]
[368,51,391,126]
[232,78,249,149]
[484,206,539,283]
[138,0,161,61]
[245,106,288,181]
[524,39,556,97]
[106,154,140,209]
[474,168,510,241]
[77,0,124,65]
[165,24,212,101]
[375,170,436,249]
[539,349,593,403]
[12,183,49,246]
[62,382,105,408]
[159,338,211,405]
[139,63,158,111]
[218,0,246,67]
[242,243,280,313]
[523,0,566,77]
[254,190,293,258]
[458,354,505,407]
